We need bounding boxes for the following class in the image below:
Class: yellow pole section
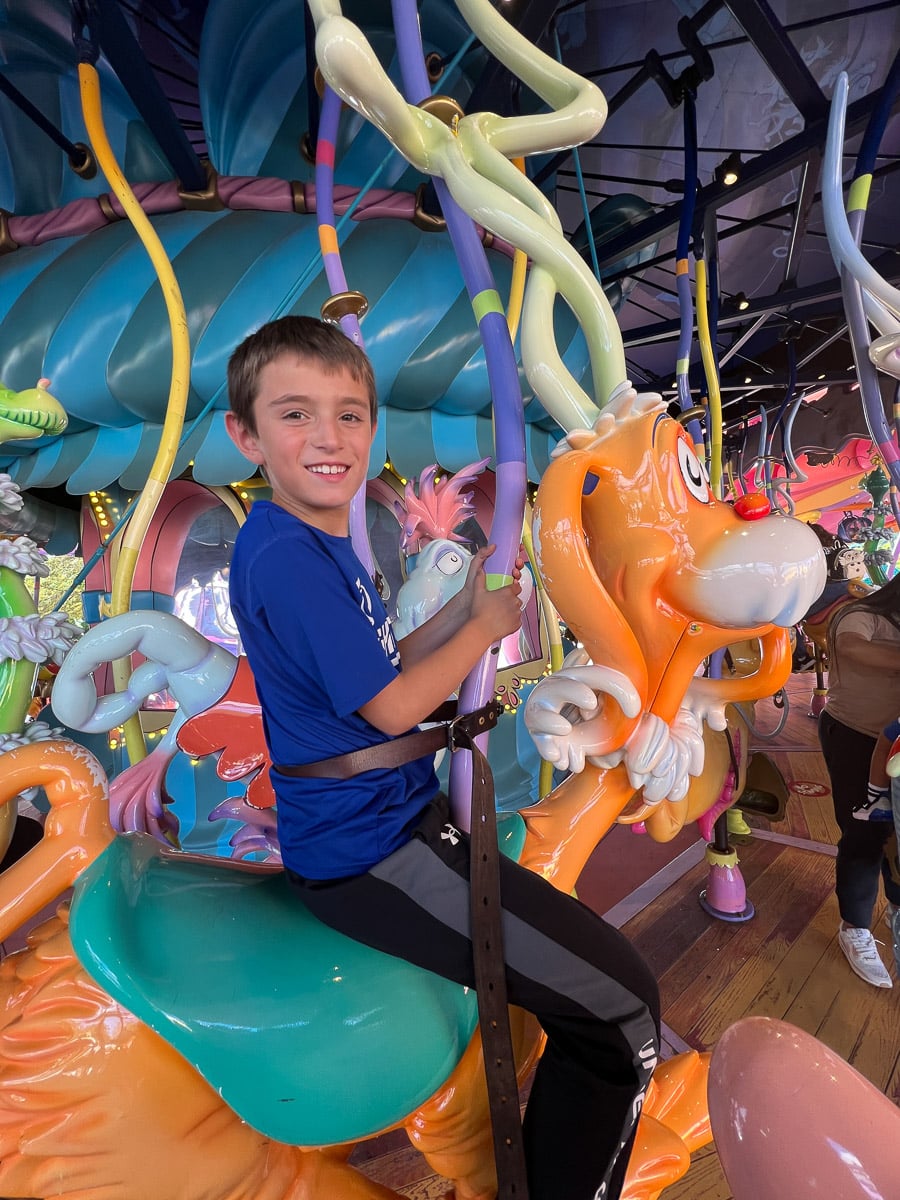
[695,257,724,499]
[505,160,529,343]
[79,63,192,764]
[522,516,563,799]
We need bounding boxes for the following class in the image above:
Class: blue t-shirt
[229,502,439,879]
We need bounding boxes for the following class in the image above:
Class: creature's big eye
[676,437,712,503]
[435,548,466,576]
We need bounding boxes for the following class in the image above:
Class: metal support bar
[534,2,722,186]
[796,324,849,370]
[622,250,900,348]
[724,0,828,123]
[719,314,771,367]
[591,84,899,271]
[0,71,86,166]
[780,148,821,290]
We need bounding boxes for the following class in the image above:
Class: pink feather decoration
[399,458,490,553]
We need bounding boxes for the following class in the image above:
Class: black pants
[818,710,900,926]
[289,795,660,1200]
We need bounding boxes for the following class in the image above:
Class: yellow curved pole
[695,257,723,499]
[79,63,192,764]
[522,515,563,799]
[725,459,737,500]
[505,158,528,343]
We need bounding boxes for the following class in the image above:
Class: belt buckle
[448,700,502,752]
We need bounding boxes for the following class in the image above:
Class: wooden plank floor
[357,677,900,1197]
[654,681,899,1198]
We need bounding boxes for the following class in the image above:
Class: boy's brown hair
[227,315,378,433]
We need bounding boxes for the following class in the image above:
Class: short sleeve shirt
[229,502,438,878]
[825,609,900,738]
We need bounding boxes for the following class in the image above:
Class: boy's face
[225,353,375,535]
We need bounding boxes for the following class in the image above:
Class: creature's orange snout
[733,492,771,521]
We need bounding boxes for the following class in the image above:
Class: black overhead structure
[723,0,828,124]
[72,0,207,193]
[588,83,900,272]
[57,0,899,444]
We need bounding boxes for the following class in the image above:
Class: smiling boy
[225,314,659,1200]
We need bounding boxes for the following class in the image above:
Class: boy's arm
[396,581,473,667]
[360,552,522,735]
[398,545,524,667]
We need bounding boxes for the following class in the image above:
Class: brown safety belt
[448,710,530,1200]
[276,698,530,1198]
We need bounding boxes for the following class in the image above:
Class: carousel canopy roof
[0,0,896,493]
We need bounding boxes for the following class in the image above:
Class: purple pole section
[316,84,373,574]
[391,0,526,829]
[317,87,364,345]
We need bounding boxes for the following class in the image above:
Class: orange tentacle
[0,740,114,943]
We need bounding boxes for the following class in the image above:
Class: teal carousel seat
[69,813,527,1146]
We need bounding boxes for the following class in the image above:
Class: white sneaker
[838,925,893,988]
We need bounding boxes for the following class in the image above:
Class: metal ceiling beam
[780,148,820,289]
[796,324,850,370]
[718,313,771,367]
[621,250,899,348]
[689,377,857,393]
[534,4,722,188]
[581,0,899,80]
[590,84,900,271]
[723,0,828,123]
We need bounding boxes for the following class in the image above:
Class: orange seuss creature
[522,385,826,885]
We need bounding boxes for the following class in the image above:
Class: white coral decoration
[0,473,23,515]
[0,612,82,664]
[0,720,63,753]
[549,384,666,458]
[0,535,48,577]
[588,707,706,805]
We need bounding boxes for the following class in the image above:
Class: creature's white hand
[524,653,641,774]
[589,707,705,805]
[682,678,730,731]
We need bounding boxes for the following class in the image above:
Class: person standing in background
[819,575,900,989]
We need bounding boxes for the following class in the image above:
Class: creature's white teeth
[309,465,347,475]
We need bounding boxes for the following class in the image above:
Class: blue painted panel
[0,237,76,328]
[45,215,220,427]
[65,425,144,494]
[192,413,258,486]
